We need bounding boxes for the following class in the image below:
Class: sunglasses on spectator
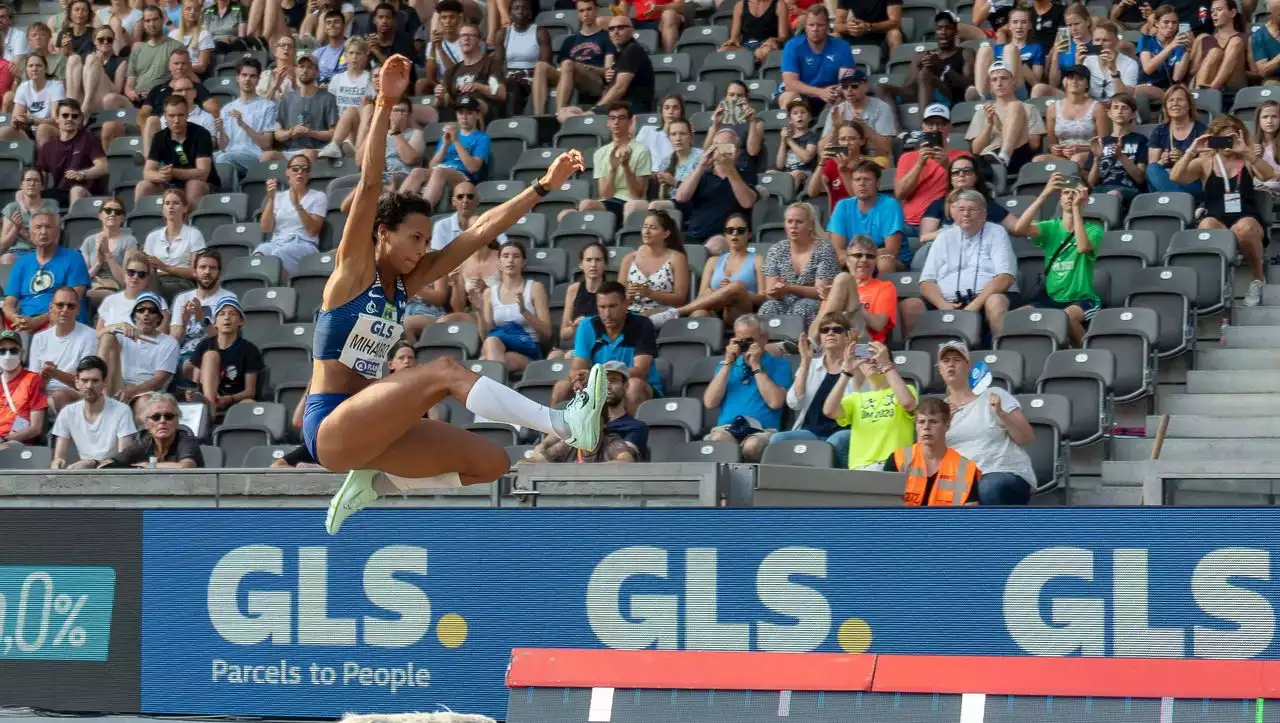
[454,193,475,200]
[724,226,749,235]
[59,112,80,120]
[287,164,310,172]
[820,326,848,334]
[148,412,177,421]
[135,306,161,315]
[951,167,976,176]
[52,301,76,309]
[126,268,148,278]
[0,348,19,357]
[101,206,123,216]
[848,252,876,260]
[95,36,112,43]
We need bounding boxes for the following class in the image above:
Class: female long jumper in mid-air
[302,55,606,534]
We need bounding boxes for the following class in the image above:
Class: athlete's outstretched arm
[324,55,411,305]
[403,150,585,293]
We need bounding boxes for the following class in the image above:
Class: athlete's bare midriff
[310,359,378,397]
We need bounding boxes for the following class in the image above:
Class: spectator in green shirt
[1012,172,1103,345]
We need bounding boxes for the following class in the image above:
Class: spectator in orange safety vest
[882,395,981,506]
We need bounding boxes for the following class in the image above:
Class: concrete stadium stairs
[1096,269,1280,504]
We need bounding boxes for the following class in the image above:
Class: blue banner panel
[142,508,1280,719]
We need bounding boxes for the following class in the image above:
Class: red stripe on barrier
[506,648,877,691]
[506,649,1280,699]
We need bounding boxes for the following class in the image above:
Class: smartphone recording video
[1208,136,1233,150]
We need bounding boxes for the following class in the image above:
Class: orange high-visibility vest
[893,443,978,506]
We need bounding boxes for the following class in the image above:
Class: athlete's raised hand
[378,55,412,101]
[541,150,586,187]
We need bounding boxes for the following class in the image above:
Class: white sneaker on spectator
[342,140,356,155]
[318,142,343,159]
[1246,279,1265,307]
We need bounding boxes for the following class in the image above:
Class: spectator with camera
[822,69,895,154]
[4,210,89,332]
[768,313,854,463]
[775,97,819,188]
[900,188,1020,336]
[0,329,46,449]
[702,314,792,463]
[829,160,909,272]
[28,286,97,409]
[807,121,885,214]
[777,6,854,114]
[935,341,1036,505]
[99,391,203,468]
[552,281,661,412]
[96,291,179,401]
[966,62,1046,173]
[1137,6,1192,94]
[894,103,967,232]
[50,355,136,468]
[883,396,980,506]
[0,168,58,264]
[825,338,917,470]
[1170,115,1272,307]
[1087,93,1148,203]
[529,360,648,463]
[1035,2,1092,97]
[704,81,765,159]
[1013,173,1103,345]
[1083,21,1138,99]
[972,6,1045,99]
[676,128,759,253]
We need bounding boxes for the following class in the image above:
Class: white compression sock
[381,472,463,492]
[464,376,567,437]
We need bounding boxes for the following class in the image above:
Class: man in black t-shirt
[532,0,615,115]
[578,17,653,115]
[100,392,204,468]
[837,0,903,51]
[135,94,220,204]
[193,297,263,415]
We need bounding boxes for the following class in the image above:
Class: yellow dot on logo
[436,613,468,649]
[837,618,872,654]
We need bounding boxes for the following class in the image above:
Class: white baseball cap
[922,103,951,121]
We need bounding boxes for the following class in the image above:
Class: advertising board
[141,508,1280,719]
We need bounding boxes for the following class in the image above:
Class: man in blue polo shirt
[777,5,855,114]
[828,159,911,272]
[554,280,661,413]
[702,313,793,462]
[2,211,90,332]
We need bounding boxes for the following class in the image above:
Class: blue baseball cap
[213,296,243,318]
[131,292,164,317]
[839,67,868,86]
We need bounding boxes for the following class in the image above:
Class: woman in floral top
[757,202,840,327]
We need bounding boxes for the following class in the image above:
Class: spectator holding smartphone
[1137,5,1192,95]
[769,313,855,463]
[1086,93,1148,203]
[704,80,765,159]
[807,121,882,213]
[894,104,967,232]
[1036,3,1092,96]
[822,69,895,155]
[877,12,974,107]
[1083,21,1139,99]
[676,130,759,252]
[825,338,917,470]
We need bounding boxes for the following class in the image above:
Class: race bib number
[338,313,403,379]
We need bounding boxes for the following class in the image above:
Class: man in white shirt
[429,180,508,250]
[27,286,98,410]
[215,57,276,177]
[900,188,1020,336]
[50,355,137,468]
[1083,20,1139,101]
[96,291,180,402]
[169,248,236,381]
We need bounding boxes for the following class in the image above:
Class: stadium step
[1110,437,1280,461]
[1159,393,1280,416]
[1224,326,1280,348]
[1258,285,1280,305]
[1231,307,1280,326]
[1145,415,1280,438]
[1193,348,1280,370]
[1185,370,1280,393]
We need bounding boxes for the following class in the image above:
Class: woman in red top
[805,120,876,214]
[811,234,898,343]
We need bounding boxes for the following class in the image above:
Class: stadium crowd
[0,0,1270,506]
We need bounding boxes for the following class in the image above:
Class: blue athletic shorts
[303,392,352,463]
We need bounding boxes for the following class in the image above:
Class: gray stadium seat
[759,314,805,343]
[476,180,525,213]
[506,444,536,465]
[1084,307,1158,405]
[290,251,334,322]
[200,444,225,468]
[675,81,718,113]
[241,286,297,327]
[678,356,726,430]
[1165,228,1237,315]
[637,397,705,460]
[535,180,591,220]
[882,271,921,299]
[0,445,51,470]
[241,445,295,468]
[214,402,288,467]
[758,170,798,203]
[507,213,548,247]
[698,50,755,87]
[1012,237,1046,299]
[528,247,570,283]
[554,114,611,155]
[671,439,742,463]
[487,117,539,181]
[465,422,519,447]
[513,359,571,406]
[241,161,289,218]
[1124,267,1197,358]
[551,210,616,259]
[1096,229,1157,306]
[1190,88,1222,123]
[904,310,983,353]
[1080,193,1123,230]
[676,25,729,69]
[652,53,692,96]
[1230,85,1276,115]
[511,148,559,184]
[994,308,1069,392]
[222,255,283,295]
[463,359,508,385]
[415,321,480,362]
[1013,160,1082,196]
[194,192,249,224]
[971,348,1025,393]
[1036,348,1116,447]
[849,44,884,73]
[1015,393,1071,494]
[257,324,315,394]
[890,349,937,394]
[761,439,835,468]
[1124,192,1195,257]
[62,196,111,244]
[208,223,264,266]
[658,316,725,369]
